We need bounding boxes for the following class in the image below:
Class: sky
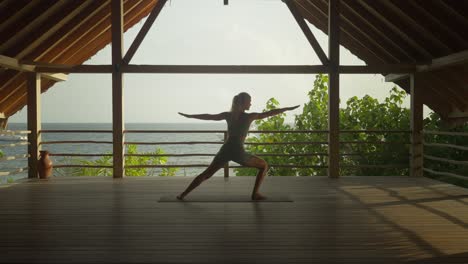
[9,0,418,124]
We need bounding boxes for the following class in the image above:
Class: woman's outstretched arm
[178,112,228,121]
[251,105,300,120]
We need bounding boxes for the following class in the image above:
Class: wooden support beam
[385,73,409,82]
[417,49,468,72]
[339,65,416,74]
[34,64,420,74]
[285,0,329,65]
[0,113,7,130]
[448,110,468,119]
[35,64,112,73]
[111,0,125,178]
[0,55,34,71]
[328,0,340,178]
[27,73,41,179]
[410,73,423,177]
[0,55,67,81]
[123,64,329,74]
[385,50,468,80]
[123,0,167,64]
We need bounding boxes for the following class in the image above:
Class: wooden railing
[0,130,30,179]
[38,129,411,177]
[39,129,113,170]
[423,130,468,179]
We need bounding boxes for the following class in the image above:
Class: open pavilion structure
[0,0,468,263]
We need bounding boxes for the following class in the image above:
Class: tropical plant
[73,144,178,176]
[235,74,414,176]
[423,112,468,178]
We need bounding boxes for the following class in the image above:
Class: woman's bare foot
[251,193,267,201]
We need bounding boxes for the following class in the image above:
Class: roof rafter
[356,0,433,59]
[435,0,468,33]
[304,0,389,63]
[408,1,468,49]
[339,0,416,63]
[295,0,382,65]
[123,0,167,64]
[59,0,145,64]
[380,0,452,55]
[286,0,329,65]
[13,1,94,60]
[0,0,157,117]
[25,0,111,63]
[316,0,401,63]
[426,74,467,111]
[418,77,460,113]
[0,0,69,54]
[0,55,67,82]
[0,1,40,36]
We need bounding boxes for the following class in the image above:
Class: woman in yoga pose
[177,92,299,201]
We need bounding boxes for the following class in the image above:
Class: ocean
[1,122,239,182]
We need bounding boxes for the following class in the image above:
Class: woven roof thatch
[296,0,468,122]
[0,0,157,119]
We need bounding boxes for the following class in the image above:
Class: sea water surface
[1,122,241,182]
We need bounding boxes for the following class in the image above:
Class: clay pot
[38,150,53,179]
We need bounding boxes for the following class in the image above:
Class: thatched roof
[296,0,468,122]
[0,0,157,119]
[0,0,467,123]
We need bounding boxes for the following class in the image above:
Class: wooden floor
[1,176,468,264]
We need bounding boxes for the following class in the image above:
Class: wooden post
[111,0,124,178]
[27,73,41,179]
[224,131,229,178]
[0,113,7,130]
[410,73,423,177]
[328,0,340,178]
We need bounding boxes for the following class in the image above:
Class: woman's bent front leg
[240,155,269,200]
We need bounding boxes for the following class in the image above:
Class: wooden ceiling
[0,0,158,119]
[0,0,467,122]
[296,0,468,121]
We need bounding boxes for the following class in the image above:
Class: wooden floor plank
[1,176,468,263]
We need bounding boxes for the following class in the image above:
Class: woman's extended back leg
[177,161,226,200]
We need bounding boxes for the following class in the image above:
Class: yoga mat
[159,194,293,202]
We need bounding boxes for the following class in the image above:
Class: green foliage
[0,149,3,158]
[234,74,412,176]
[74,144,178,176]
[235,73,468,177]
[339,86,410,176]
[423,112,468,177]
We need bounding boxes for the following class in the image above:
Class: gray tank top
[226,112,251,140]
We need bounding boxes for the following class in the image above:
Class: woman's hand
[178,112,191,118]
[286,105,300,111]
